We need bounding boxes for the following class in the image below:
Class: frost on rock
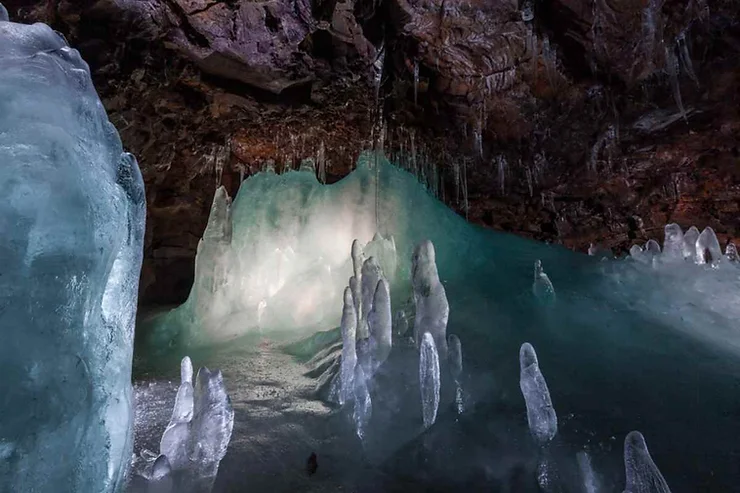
[519,343,558,444]
[0,12,145,492]
[420,332,441,429]
[340,287,358,405]
[412,240,450,356]
[695,226,722,266]
[368,279,392,372]
[623,431,672,493]
[533,260,556,304]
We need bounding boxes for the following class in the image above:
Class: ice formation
[150,357,234,481]
[353,365,372,439]
[412,240,450,356]
[368,278,392,372]
[519,343,558,444]
[340,287,358,405]
[0,11,145,492]
[447,334,464,414]
[577,451,601,493]
[623,431,672,493]
[419,332,441,429]
[533,260,556,304]
[695,226,721,266]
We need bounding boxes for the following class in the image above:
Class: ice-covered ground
[136,155,740,492]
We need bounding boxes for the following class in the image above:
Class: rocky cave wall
[5,0,738,305]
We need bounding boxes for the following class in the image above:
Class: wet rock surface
[4,0,738,304]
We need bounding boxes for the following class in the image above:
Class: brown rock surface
[3,0,738,305]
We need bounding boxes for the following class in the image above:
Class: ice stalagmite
[662,223,684,260]
[623,431,672,493]
[412,240,450,356]
[420,332,441,429]
[340,287,358,405]
[533,260,556,304]
[368,279,392,372]
[353,364,372,440]
[448,334,464,413]
[0,12,145,492]
[0,3,7,21]
[190,368,235,477]
[645,239,661,255]
[726,242,738,262]
[351,239,365,324]
[160,357,195,469]
[577,451,600,493]
[519,343,558,444]
[683,226,700,260]
[146,455,173,493]
[360,257,383,339]
[695,226,722,266]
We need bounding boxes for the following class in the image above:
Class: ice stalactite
[623,431,672,493]
[340,288,358,406]
[519,343,558,445]
[412,240,449,357]
[695,226,722,266]
[447,334,464,414]
[413,60,420,105]
[420,332,441,429]
[665,46,686,121]
[533,260,556,305]
[676,32,699,86]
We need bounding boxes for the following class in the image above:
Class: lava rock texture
[4,0,739,305]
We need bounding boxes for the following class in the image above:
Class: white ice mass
[0,11,145,492]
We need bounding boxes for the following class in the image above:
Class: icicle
[462,159,469,219]
[665,46,686,121]
[373,41,386,104]
[676,32,698,85]
[496,155,507,195]
[413,60,420,105]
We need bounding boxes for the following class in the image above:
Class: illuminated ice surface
[132,153,740,492]
[0,9,144,493]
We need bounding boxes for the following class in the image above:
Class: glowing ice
[340,287,358,405]
[623,431,672,493]
[419,332,441,429]
[695,226,721,266]
[0,12,145,492]
[519,343,558,444]
[412,240,450,356]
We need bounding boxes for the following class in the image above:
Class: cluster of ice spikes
[630,223,733,266]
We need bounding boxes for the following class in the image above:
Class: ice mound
[0,9,145,492]
[152,165,398,344]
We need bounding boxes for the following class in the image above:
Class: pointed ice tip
[534,259,543,277]
[181,356,193,384]
[0,4,8,22]
[343,286,353,304]
[519,342,538,370]
[726,242,738,262]
[625,430,647,451]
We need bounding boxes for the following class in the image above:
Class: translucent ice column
[519,343,558,444]
[0,11,145,492]
[340,287,358,405]
[368,278,392,372]
[623,431,672,493]
[412,240,449,356]
[160,357,195,469]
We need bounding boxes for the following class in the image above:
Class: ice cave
[2,2,740,493]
